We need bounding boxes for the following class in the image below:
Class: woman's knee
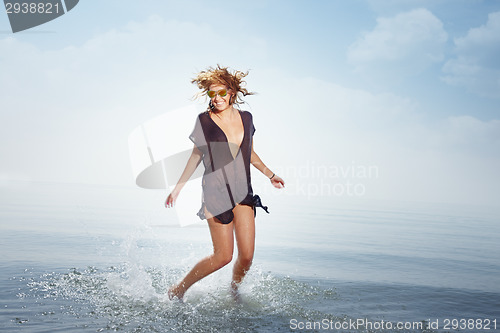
[213,251,233,268]
[238,252,253,268]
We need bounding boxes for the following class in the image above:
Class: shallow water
[1,181,499,332]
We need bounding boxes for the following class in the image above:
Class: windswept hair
[191,64,255,105]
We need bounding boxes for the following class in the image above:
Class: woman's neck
[211,105,237,120]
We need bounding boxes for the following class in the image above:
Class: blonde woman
[165,65,284,300]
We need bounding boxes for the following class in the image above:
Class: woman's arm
[250,142,285,189]
[165,145,203,207]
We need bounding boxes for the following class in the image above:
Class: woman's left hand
[271,175,285,189]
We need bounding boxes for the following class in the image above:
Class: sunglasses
[207,89,228,98]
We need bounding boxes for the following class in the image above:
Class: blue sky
[1,0,499,207]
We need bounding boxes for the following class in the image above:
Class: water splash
[25,264,340,332]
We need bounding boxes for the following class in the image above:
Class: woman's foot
[168,284,185,302]
[230,281,241,303]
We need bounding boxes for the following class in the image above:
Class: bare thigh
[205,207,234,259]
[232,204,255,258]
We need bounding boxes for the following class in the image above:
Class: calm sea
[1,181,499,332]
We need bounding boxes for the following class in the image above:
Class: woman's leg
[231,204,255,291]
[168,217,234,300]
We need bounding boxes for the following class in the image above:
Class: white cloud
[348,8,448,75]
[439,116,500,150]
[366,0,449,14]
[442,11,500,98]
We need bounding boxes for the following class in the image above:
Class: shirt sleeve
[189,114,205,148]
[250,112,256,136]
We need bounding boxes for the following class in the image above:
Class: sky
[0,0,499,207]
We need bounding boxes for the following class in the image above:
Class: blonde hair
[191,64,255,105]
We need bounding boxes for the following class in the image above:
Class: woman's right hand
[165,190,179,208]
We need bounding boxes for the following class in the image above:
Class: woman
[165,65,285,300]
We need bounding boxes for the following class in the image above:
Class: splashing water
[10,222,339,332]
[24,263,341,332]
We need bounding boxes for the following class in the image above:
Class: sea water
[0,181,499,332]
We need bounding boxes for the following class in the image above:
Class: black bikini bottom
[197,194,269,224]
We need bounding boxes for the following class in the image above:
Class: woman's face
[208,84,233,111]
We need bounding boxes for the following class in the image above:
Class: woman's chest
[208,117,246,147]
